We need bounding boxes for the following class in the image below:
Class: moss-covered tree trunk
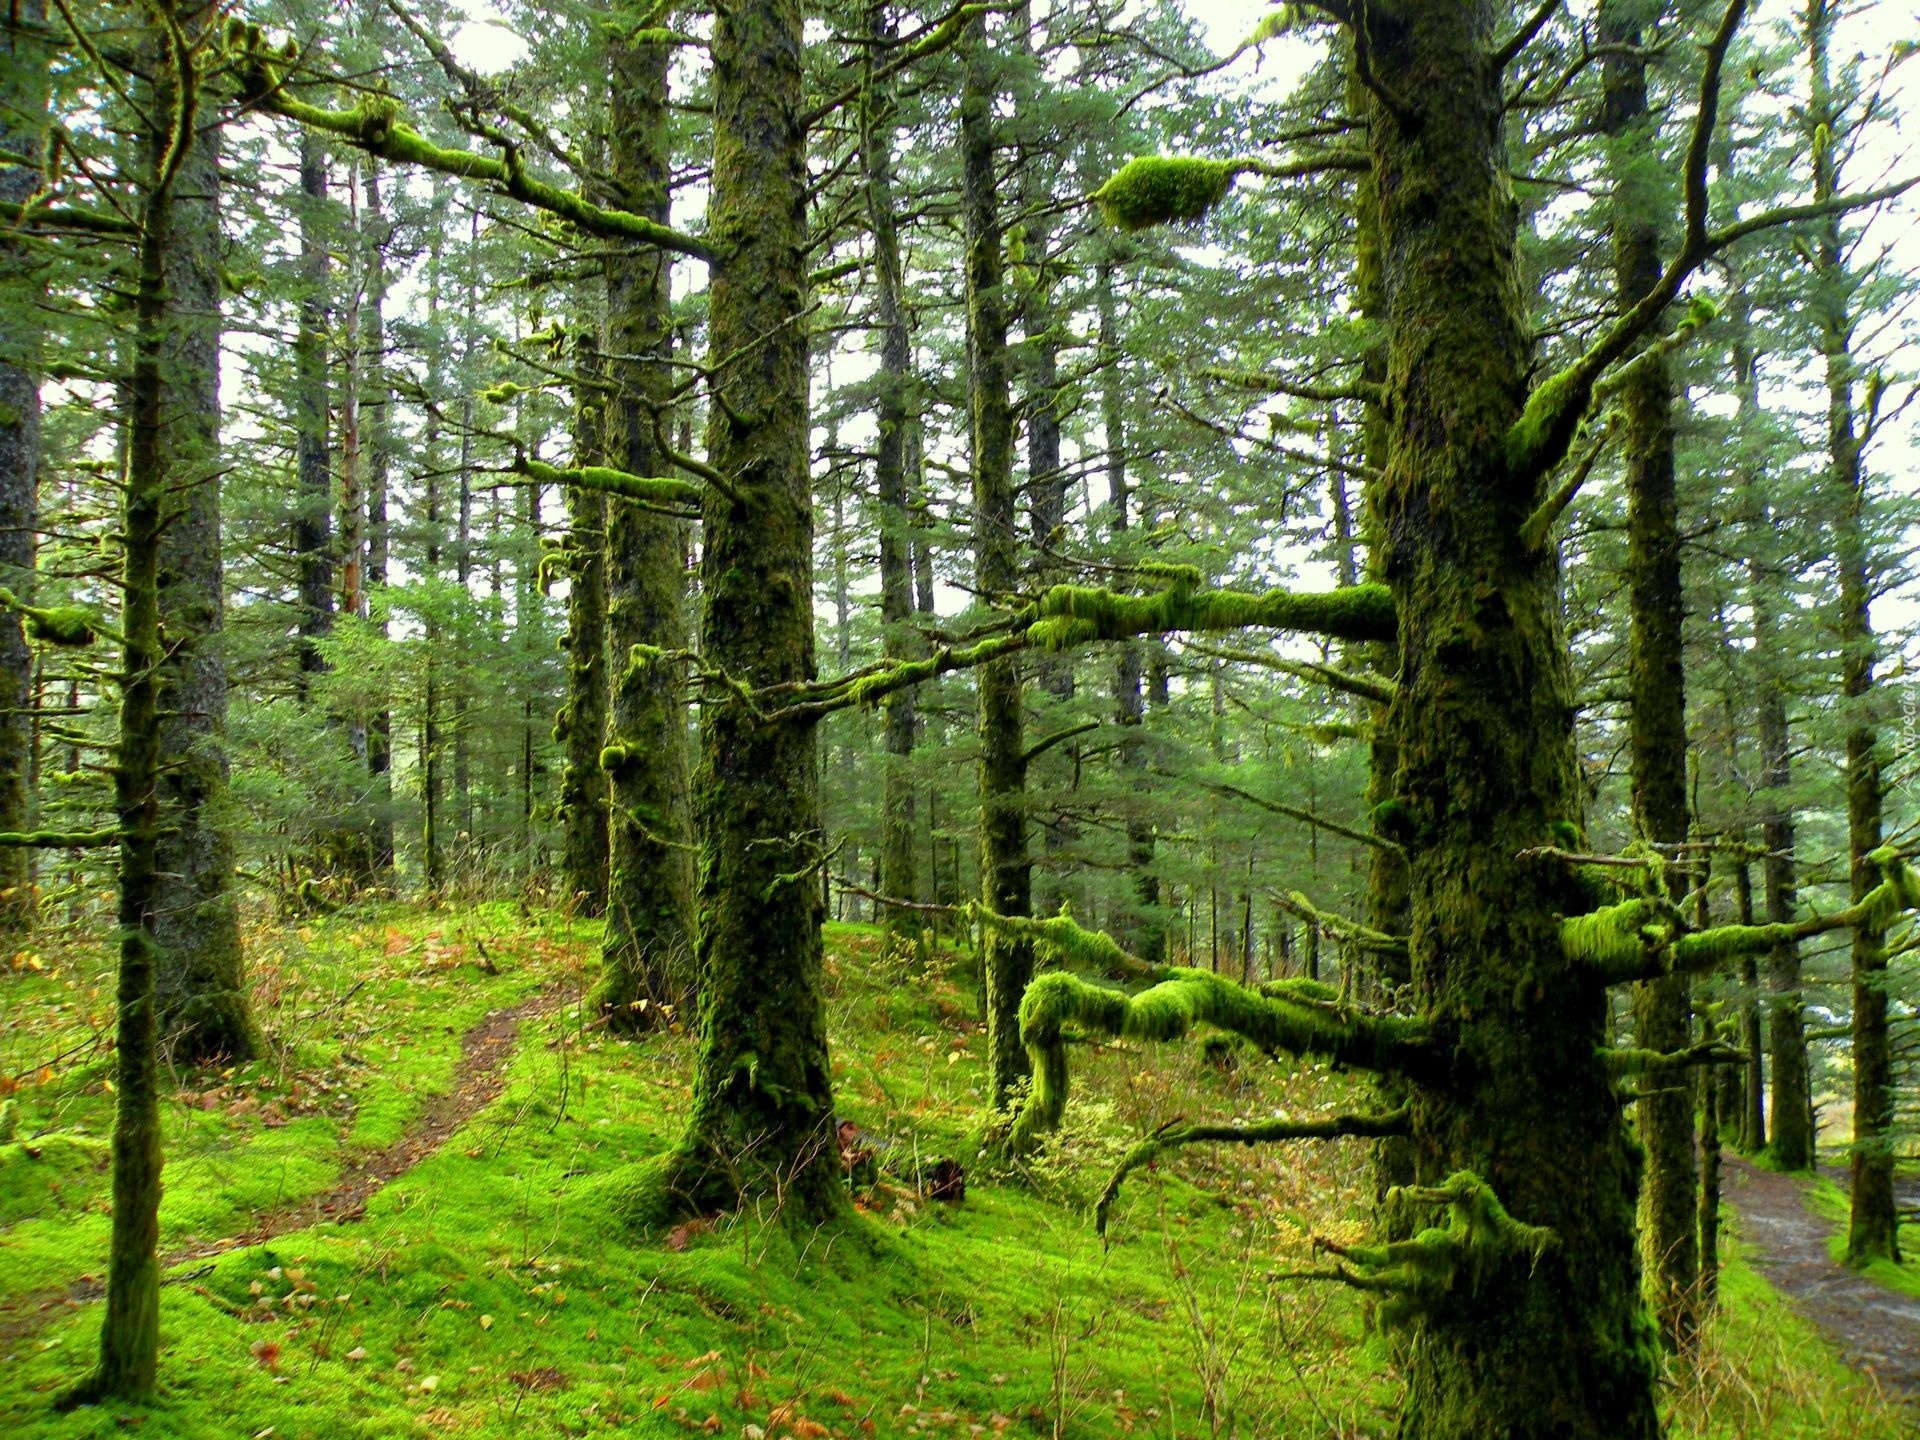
[1101,258,1162,964]
[594,27,694,1024]
[857,2,921,941]
[293,135,333,702]
[1804,0,1901,1266]
[0,0,47,936]
[64,10,201,1399]
[1601,0,1699,1347]
[359,156,395,880]
[1368,5,1659,1433]
[557,334,610,917]
[651,0,840,1221]
[962,14,1032,1110]
[150,43,250,1064]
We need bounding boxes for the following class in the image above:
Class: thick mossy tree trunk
[63,11,200,1401]
[856,2,921,941]
[962,14,1032,1111]
[557,333,610,918]
[1602,0,1698,1346]
[1368,7,1659,1434]
[0,0,47,936]
[651,0,840,1222]
[150,54,250,1065]
[1805,0,1901,1267]
[594,28,694,1025]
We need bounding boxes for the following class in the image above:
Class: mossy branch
[509,456,705,512]
[1181,641,1395,705]
[1599,1040,1745,1078]
[235,56,711,260]
[1299,1171,1558,1329]
[0,199,141,236]
[1192,777,1402,856]
[1573,846,1920,984]
[1092,152,1370,232]
[1276,890,1409,957]
[0,828,119,849]
[1195,364,1384,408]
[761,632,1025,722]
[0,587,101,647]
[1095,1108,1409,1235]
[1005,965,1429,1155]
[969,903,1160,981]
[1018,579,1394,650]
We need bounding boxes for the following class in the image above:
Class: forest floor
[0,903,1914,1439]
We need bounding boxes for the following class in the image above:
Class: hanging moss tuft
[0,587,97,647]
[1093,157,1239,231]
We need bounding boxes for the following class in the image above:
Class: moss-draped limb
[1095,1107,1410,1234]
[1299,1171,1559,1330]
[233,58,711,261]
[969,902,1159,980]
[1598,1040,1744,1078]
[0,585,99,646]
[0,828,117,847]
[1276,890,1409,957]
[1093,152,1370,231]
[510,455,703,511]
[1007,966,1430,1155]
[1019,579,1394,650]
[763,631,1024,722]
[1572,847,1920,984]
[1182,640,1396,705]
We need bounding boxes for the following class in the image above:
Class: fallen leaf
[479,1314,494,1330]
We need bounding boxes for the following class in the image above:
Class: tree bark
[594,26,695,1025]
[0,0,47,936]
[963,14,1032,1111]
[361,156,394,878]
[1601,0,1698,1347]
[293,135,333,701]
[558,331,610,917]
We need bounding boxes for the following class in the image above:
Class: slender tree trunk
[0,0,47,935]
[63,10,203,1399]
[857,1,920,940]
[150,38,249,1063]
[649,0,840,1222]
[1601,0,1698,1347]
[361,157,394,878]
[558,331,610,916]
[1803,0,1902,1266]
[963,13,1031,1111]
[293,136,333,702]
[421,218,447,893]
[1369,7,1658,1433]
[1102,260,1162,963]
[594,26,694,1024]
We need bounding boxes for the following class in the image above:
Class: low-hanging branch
[1568,845,1920,985]
[1599,1040,1745,1078]
[1020,576,1396,650]
[1094,1107,1410,1235]
[0,828,119,849]
[234,39,712,261]
[1002,959,1431,1155]
[509,456,705,511]
[966,903,1161,981]
[1276,890,1409,956]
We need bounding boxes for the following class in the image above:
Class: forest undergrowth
[0,906,1909,1439]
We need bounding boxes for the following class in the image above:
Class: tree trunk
[0,0,47,936]
[856,2,921,940]
[558,332,610,916]
[646,0,840,1223]
[361,156,394,878]
[1369,6,1659,1433]
[963,14,1031,1111]
[594,27,695,1025]
[293,135,333,701]
[1804,0,1901,1266]
[151,40,250,1064]
[1601,0,1698,1347]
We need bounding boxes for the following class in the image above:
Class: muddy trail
[0,986,559,1349]
[1722,1153,1920,1402]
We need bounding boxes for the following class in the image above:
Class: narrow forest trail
[0,984,560,1349]
[1721,1153,1920,1401]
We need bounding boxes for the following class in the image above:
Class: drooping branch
[1004,962,1430,1154]
[1599,1039,1745,1078]
[509,456,704,511]
[1095,1107,1410,1234]
[1192,777,1402,856]
[1181,639,1396,705]
[1276,890,1409,955]
[968,903,1160,980]
[0,828,118,848]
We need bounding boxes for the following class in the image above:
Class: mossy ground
[1,908,1909,1437]
[1801,1168,1920,1299]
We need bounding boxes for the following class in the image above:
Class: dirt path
[1721,1153,1920,1400]
[0,985,558,1349]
